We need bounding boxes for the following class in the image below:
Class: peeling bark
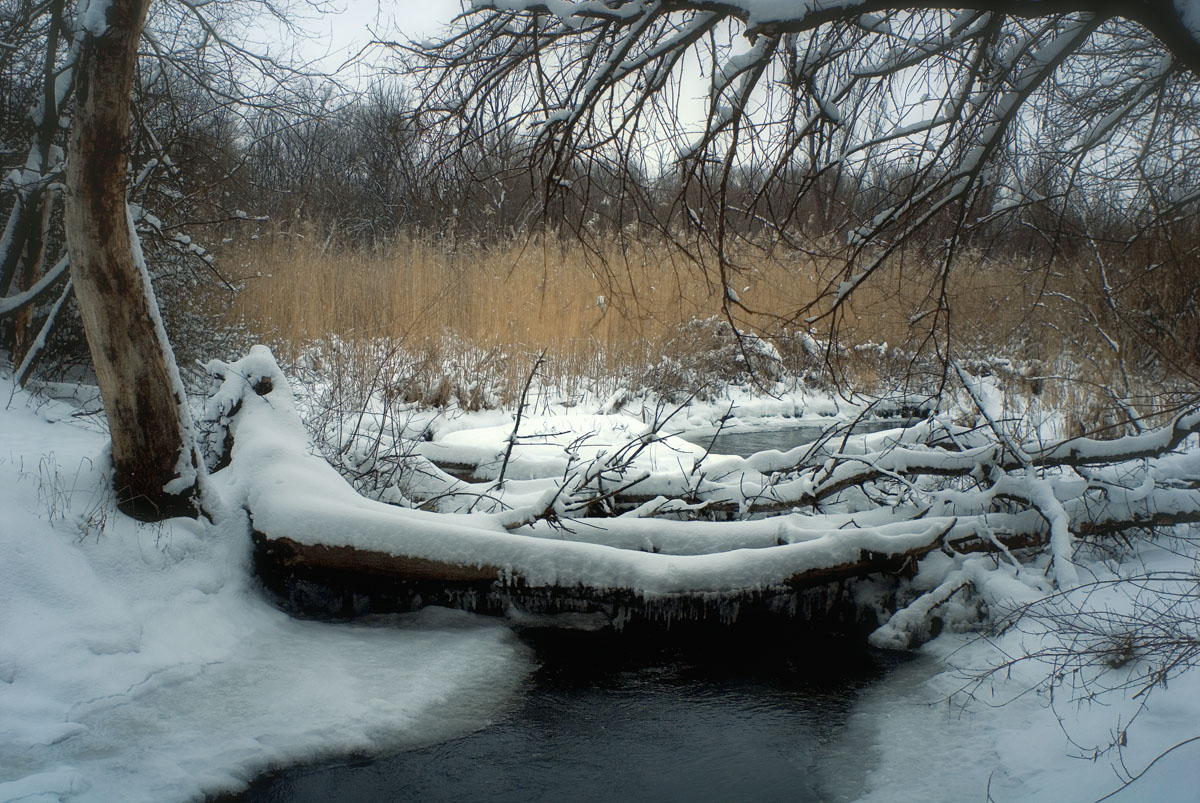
[64,0,198,520]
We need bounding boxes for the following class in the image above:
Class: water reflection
[229,630,905,803]
[225,423,915,803]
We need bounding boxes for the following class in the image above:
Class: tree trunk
[12,189,54,368]
[64,0,199,520]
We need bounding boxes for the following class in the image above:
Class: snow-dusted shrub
[18,235,246,386]
[250,336,508,503]
[949,547,1200,768]
[642,316,785,401]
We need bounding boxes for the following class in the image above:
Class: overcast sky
[290,0,464,73]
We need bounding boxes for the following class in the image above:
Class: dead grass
[220,224,1192,416]
[227,228,804,359]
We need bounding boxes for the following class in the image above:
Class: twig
[497,349,545,489]
[1094,736,1200,803]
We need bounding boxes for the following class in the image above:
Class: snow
[125,205,201,497]
[0,370,533,803]
[210,348,967,596]
[0,256,70,317]
[12,278,72,384]
[77,0,112,38]
[421,411,716,481]
[4,345,1200,801]
[853,539,1200,802]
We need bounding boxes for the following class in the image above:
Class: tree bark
[64,0,199,520]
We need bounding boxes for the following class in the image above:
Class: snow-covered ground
[0,374,532,803]
[2,363,1197,802]
[848,544,1200,802]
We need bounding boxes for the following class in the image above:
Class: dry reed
[221,225,1190,416]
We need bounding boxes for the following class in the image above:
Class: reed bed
[221,225,1191,419]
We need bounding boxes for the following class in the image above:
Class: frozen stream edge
[0,376,535,803]
[3,368,1199,802]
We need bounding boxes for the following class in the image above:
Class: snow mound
[0,369,532,803]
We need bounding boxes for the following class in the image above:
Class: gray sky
[295,0,463,72]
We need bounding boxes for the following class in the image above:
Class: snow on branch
[408,0,1200,344]
[0,255,69,317]
[211,349,1200,633]
[210,348,970,600]
[474,0,1200,70]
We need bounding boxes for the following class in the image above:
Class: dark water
[683,418,908,458]
[224,424,912,803]
[227,630,903,803]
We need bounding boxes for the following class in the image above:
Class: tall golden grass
[222,225,1189,418]
[227,229,808,355]
[229,230,1035,348]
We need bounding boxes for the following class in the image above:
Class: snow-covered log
[211,350,946,624]
[212,349,1200,631]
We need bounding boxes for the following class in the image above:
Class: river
[220,422,914,803]
[681,417,910,458]
[224,629,907,803]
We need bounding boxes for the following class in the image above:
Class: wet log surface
[251,531,894,633]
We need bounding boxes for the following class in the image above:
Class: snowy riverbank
[2,366,1197,802]
[0,375,532,803]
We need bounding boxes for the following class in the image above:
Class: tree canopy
[412,1,1200,361]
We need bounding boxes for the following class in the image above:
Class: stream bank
[222,628,909,803]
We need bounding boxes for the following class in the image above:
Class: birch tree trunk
[64,0,200,520]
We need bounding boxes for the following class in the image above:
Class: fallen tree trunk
[208,349,1200,634]
[250,531,882,629]
[251,498,1200,625]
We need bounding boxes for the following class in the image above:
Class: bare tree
[63,0,204,519]
[0,0,74,361]
[0,0,333,518]
[409,2,1200,367]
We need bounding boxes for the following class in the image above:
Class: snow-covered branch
[210,349,1200,632]
[407,0,1200,349]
